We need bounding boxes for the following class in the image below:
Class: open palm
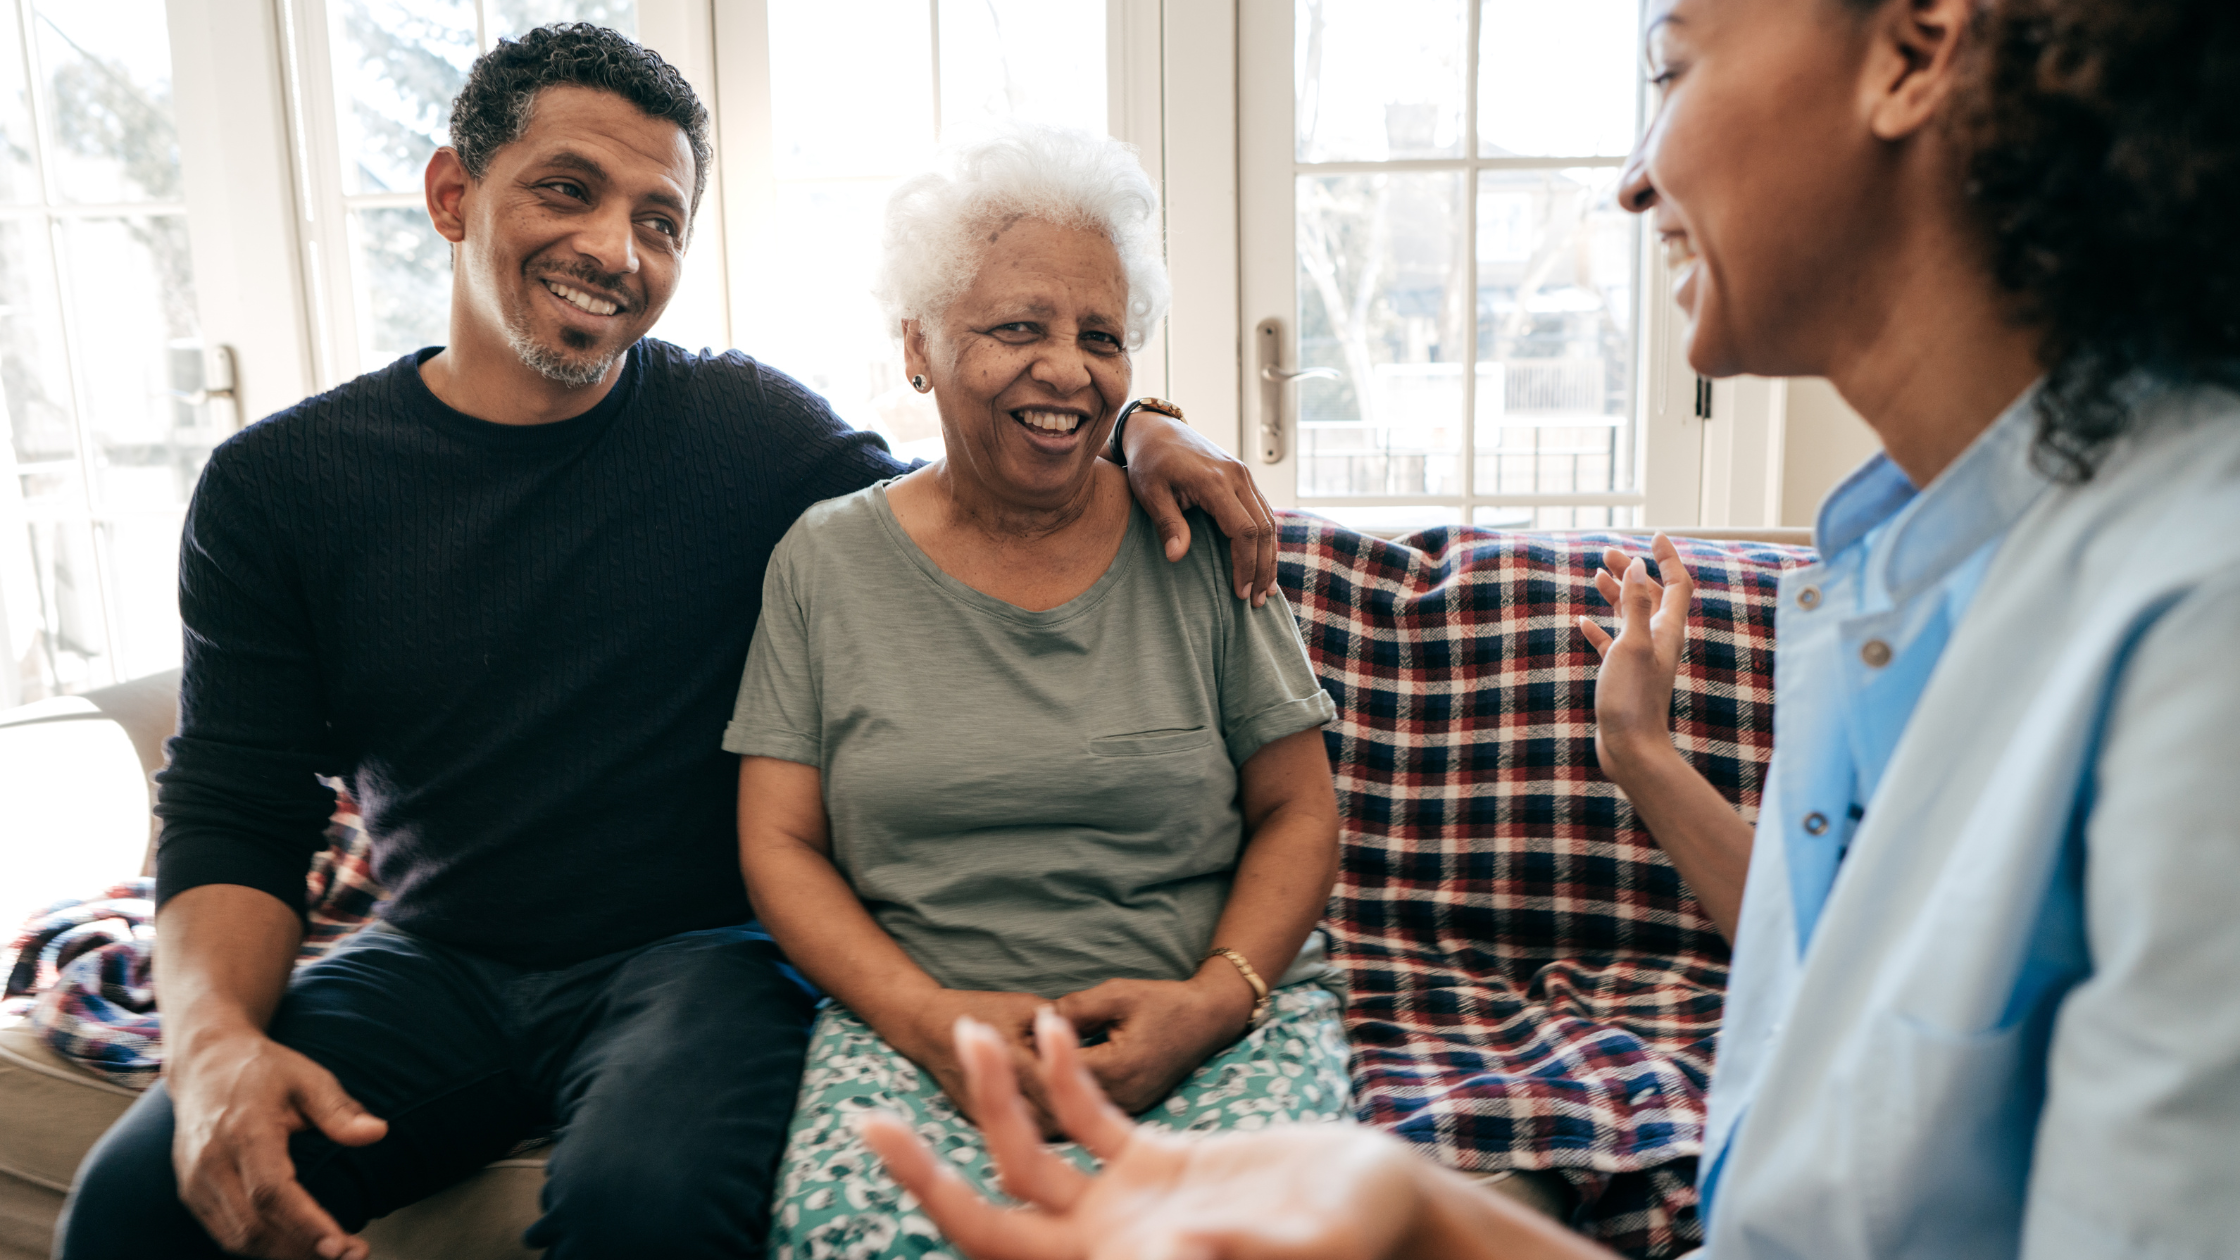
[859,1010,1429,1260]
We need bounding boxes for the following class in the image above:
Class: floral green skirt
[768,984,1353,1260]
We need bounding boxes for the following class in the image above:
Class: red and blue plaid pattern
[6,787,382,1087]
[1276,513,1812,1258]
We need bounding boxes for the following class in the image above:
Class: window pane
[94,513,184,680]
[351,206,453,364]
[740,180,940,464]
[1302,505,1460,535]
[1296,170,1466,499]
[1478,0,1639,158]
[1294,0,1466,163]
[0,222,80,506]
[332,0,476,195]
[1474,167,1636,500]
[58,216,212,514]
[1478,0,1642,159]
[0,10,40,203]
[490,0,637,41]
[1472,505,1639,530]
[32,0,184,203]
[768,0,935,181]
[758,0,1108,463]
[937,0,1106,138]
[13,519,107,695]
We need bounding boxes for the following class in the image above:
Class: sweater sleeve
[151,440,341,918]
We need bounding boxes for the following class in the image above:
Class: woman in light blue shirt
[848,0,2240,1257]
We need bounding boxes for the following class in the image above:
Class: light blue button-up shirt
[1699,384,2240,1259]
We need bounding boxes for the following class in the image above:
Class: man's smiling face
[449,84,696,387]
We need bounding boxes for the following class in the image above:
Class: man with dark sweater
[53,25,1281,1260]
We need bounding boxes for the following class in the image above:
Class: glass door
[1238,0,1701,533]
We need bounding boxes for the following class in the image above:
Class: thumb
[1621,557,1657,641]
[296,1069,387,1148]
[1055,984,1132,1029]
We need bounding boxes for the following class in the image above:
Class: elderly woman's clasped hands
[881,971,1257,1134]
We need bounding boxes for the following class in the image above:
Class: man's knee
[525,929,813,1258]
[532,1130,774,1259]
[54,1083,224,1260]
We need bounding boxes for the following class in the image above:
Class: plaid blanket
[1277,514,1812,1258]
[3,786,383,1087]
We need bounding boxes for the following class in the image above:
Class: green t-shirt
[724,480,1336,998]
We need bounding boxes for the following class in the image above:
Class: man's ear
[425,146,472,244]
[1860,0,1973,141]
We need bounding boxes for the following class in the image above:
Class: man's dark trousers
[54,921,816,1258]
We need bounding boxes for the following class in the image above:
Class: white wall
[1780,378,1882,528]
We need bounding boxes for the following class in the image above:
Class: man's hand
[1576,535,1695,785]
[1119,409,1281,606]
[859,1009,1608,1260]
[889,989,1059,1131]
[168,1027,387,1260]
[1055,974,1249,1115]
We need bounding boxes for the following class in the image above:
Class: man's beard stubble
[504,262,636,388]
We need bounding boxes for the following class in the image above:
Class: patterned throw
[2,786,382,1087]
[1276,515,1811,1257]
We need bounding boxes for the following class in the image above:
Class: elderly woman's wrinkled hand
[857,1009,1438,1260]
[1053,975,1249,1115]
[889,989,1060,1133]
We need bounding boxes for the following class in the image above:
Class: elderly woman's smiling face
[904,216,1131,509]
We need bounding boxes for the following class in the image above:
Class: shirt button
[1796,585,1822,610]
[1860,639,1893,668]
[1803,812,1830,835]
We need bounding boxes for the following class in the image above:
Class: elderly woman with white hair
[724,122,1352,1256]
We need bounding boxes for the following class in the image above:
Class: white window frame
[1213,0,1793,529]
[165,0,1807,534]
[0,0,313,705]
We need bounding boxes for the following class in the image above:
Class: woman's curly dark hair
[450,23,710,220]
[1955,0,2240,481]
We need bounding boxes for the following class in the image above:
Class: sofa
[0,514,1812,1260]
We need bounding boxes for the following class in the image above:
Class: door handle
[170,344,241,415]
[1255,317,1339,465]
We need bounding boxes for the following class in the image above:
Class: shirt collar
[1813,383,2050,602]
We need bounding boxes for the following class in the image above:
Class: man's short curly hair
[1953,0,2240,480]
[450,23,710,220]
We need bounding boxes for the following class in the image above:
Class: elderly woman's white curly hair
[875,123,1171,352]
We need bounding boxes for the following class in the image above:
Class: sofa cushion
[0,1023,135,1259]
[0,1022,543,1260]
[1276,516,1812,1257]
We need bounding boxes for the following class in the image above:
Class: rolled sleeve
[2022,567,2240,1260]
[1219,586,1336,767]
[722,530,825,767]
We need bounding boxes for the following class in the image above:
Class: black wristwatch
[1109,397,1185,467]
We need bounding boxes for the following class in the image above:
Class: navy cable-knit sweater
[153,340,908,967]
